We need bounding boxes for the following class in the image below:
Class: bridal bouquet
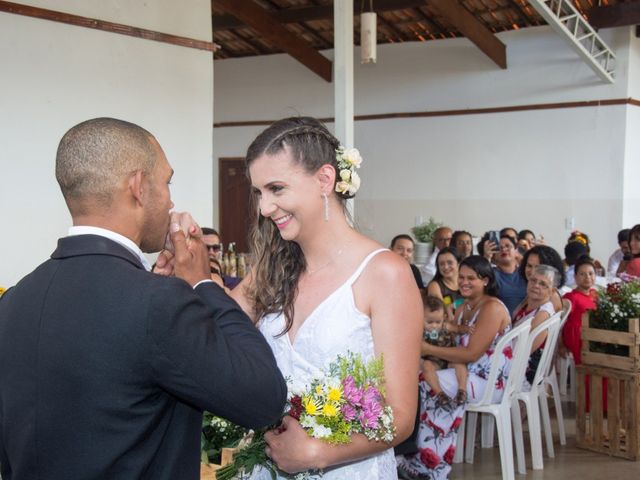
[215,352,395,479]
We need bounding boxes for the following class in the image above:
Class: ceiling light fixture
[360,1,377,64]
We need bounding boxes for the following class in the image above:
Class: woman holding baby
[397,255,512,480]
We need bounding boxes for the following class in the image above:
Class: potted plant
[411,217,443,264]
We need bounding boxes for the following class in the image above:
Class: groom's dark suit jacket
[0,235,286,480]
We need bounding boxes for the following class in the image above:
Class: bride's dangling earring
[322,192,330,222]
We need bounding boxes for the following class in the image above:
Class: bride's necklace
[306,244,348,275]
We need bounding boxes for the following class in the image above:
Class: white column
[333,0,354,148]
[334,0,354,216]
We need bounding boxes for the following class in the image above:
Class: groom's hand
[170,222,210,287]
[153,249,175,276]
[163,211,202,253]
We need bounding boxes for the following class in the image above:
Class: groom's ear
[315,164,336,192]
[127,170,145,207]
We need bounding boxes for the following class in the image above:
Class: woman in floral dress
[397,256,512,480]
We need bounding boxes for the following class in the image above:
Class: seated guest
[519,245,565,312]
[478,230,498,264]
[623,224,640,278]
[451,230,474,260]
[494,234,527,316]
[426,247,463,318]
[564,240,588,286]
[422,226,453,284]
[518,229,537,248]
[567,230,604,275]
[500,227,518,243]
[560,256,598,361]
[202,227,241,289]
[391,234,425,290]
[513,264,559,385]
[517,228,538,256]
[608,228,631,277]
[396,256,512,480]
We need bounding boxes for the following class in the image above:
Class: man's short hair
[618,229,631,244]
[390,234,414,248]
[55,118,157,213]
[202,227,220,237]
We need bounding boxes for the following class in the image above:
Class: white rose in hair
[335,181,350,194]
[343,148,363,167]
[348,171,361,195]
[339,169,351,181]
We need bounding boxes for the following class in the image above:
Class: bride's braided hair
[244,117,347,333]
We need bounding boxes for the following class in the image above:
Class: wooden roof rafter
[215,0,333,82]
[429,0,507,68]
[412,4,453,41]
[374,10,411,42]
[587,1,640,29]
[507,0,541,26]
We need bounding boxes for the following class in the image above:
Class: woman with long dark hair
[230,117,423,479]
[426,247,462,317]
[397,256,512,480]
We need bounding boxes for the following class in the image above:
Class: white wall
[623,29,640,228]
[0,0,213,287]
[213,25,638,262]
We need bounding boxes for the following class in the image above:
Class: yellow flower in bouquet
[0,287,6,297]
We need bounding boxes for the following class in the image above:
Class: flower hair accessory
[335,146,363,197]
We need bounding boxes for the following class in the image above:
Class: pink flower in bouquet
[341,403,357,422]
[363,386,381,404]
[359,394,383,428]
[342,376,364,405]
[359,408,380,429]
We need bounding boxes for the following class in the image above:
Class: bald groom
[0,118,286,479]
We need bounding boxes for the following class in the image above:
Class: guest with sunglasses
[202,227,241,289]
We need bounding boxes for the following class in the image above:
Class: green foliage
[201,412,249,465]
[214,430,276,480]
[411,217,443,243]
[589,281,640,355]
[330,352,386,394]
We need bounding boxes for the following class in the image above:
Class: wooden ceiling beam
[429,0,507,69]
[213,0,429,31]
[215,0,332,82]
[587,2,640,29]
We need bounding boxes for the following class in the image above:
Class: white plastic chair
[454,317,533,480]
[543,299,572,448]
[558,354,576,401]
[479,303,572,453]
[512,311,563,473]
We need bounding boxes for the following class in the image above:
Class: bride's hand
[163,211,201,253]
[264,416,323,473]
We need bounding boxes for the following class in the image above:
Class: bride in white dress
[231,117,423,479]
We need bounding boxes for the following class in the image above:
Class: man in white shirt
[607,228,631,277]
[421,226,453,284]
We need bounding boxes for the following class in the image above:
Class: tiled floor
[449,402,639,479]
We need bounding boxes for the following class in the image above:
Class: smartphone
[488,230,500,246]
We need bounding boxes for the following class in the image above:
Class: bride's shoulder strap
[345,248,388,286]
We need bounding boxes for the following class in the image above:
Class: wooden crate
[200,447,239,480]
[580,314,640,372]
[576,364,640,460]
